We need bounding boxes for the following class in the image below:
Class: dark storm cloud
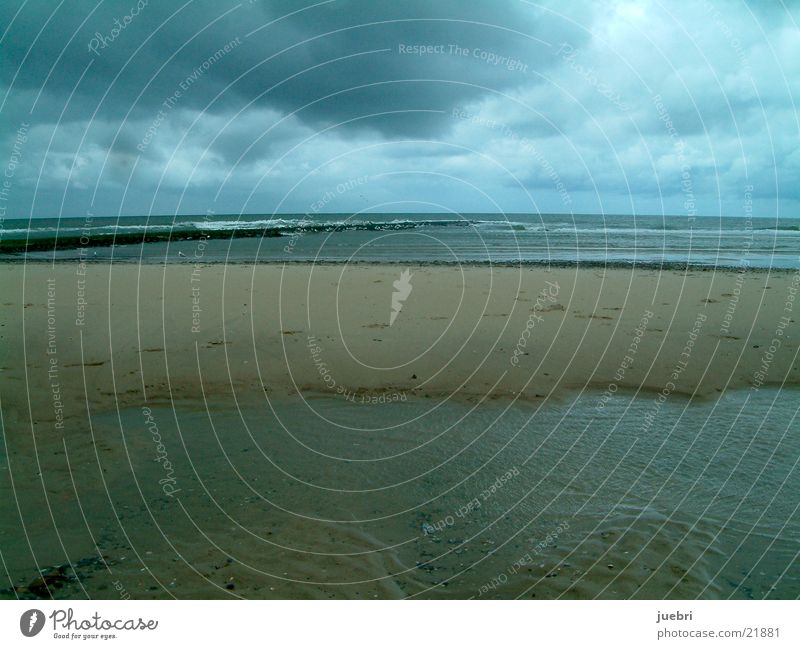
[0,1,797,219]
[0,0,587,137]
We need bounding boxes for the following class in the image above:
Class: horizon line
[5,211,794,221]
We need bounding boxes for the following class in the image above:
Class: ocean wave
[191,217,477,233]
[755,225,800,232]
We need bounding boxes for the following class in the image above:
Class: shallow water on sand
[1,387,798,599]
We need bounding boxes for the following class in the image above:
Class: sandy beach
[2,262,798,416]
[1,262,798,599]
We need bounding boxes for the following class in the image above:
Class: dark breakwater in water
[2,213,798,268]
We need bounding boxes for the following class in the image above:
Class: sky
[0,0,798,220]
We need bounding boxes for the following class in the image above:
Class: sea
[1,212,798,268]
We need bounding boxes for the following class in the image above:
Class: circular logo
[20,609,45,637]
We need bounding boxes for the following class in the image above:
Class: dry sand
[1,262,797,421]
